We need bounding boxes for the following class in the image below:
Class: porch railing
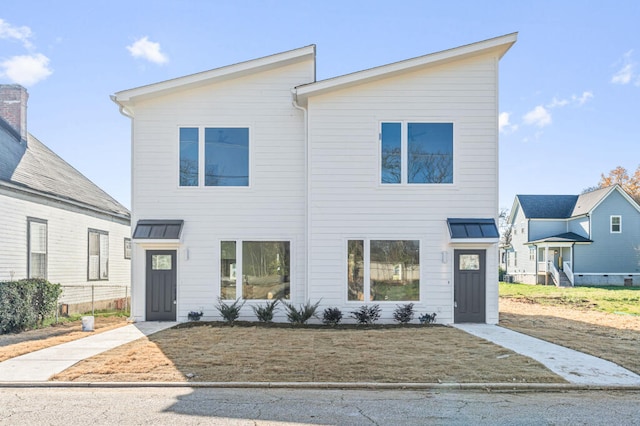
[563,261,574,286]
[548,261,560,286]
[537,261,547,273]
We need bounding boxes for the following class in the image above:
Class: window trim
[178,125,252,189]
[219,238,292,301]
[610,215,622,233]
[379,120,455,186]
[88,228,109,281]
[346,238,421,303]
[27,217,47,280]
[124,238,132,259]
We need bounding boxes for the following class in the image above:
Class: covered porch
[529,232,592,287]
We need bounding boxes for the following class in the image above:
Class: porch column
[545,246,549,285]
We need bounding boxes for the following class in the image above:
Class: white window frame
[88,229,109,281]
[379,121,455,185]
[219,239,292,301]
[27,217,47,279]
[610,215,621,233]
[178,125,252,188]
[346,238,421,303]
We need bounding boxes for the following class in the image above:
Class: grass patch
[499,282,640,315]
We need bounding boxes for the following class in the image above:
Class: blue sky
[2,1,639,210]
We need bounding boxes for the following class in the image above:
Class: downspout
[292,91,309,303]
[111,94,136,320]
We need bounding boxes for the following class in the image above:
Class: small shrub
[0,279,61,334]
[283,300,320,325]
[252,299,279,323]
[322,307,343,326]
[393,303,414,324]
[187,311,203,321]
[350,304,381,325]
[418,312,437,325]
[215,298,245,325]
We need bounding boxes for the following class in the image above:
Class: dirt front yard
[499,298,640,375]
[51,323,563,383]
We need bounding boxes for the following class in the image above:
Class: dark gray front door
[146,250,176,321]
[454,249,486,323]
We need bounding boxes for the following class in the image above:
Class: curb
[2,381,640,392]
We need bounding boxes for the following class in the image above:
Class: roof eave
[295,32,517,101]
[113,45,316,106]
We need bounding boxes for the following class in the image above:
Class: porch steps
[555,271,572,287]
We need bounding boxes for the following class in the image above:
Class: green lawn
[499,282,640,316]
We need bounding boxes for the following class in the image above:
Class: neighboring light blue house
[504,185,640,286]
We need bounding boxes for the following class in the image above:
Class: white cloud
[499,112,518,134]
[0,54,53,86]
[523,105,551,128]
[575,91,593,105]
[546,91,593,109]
[127,36,168,64]
[611,50,636,85]
[0,18,33,49]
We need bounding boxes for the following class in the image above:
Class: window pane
[381,123,401,184]
[205,128,249,186]
[29,221,47,279]
[242,241,289,300]
[220,241,237,299]
[460,254,480,270]
[180,127,199,186]
[88,231,100,280]
[347,240,364,301]
[370,240,419,301]
[408,123,453,183]
[152,255,172,270]
[99,233,109,279]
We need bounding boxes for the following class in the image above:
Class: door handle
[454,301,458,308]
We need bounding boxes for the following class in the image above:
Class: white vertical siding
[130,60,314,321]
[306,55,501,323]
[0,190,130,302]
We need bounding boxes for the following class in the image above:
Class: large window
[381,122,453,184]
[611,215,621,233]
[348,239,419,302]
[88,229,109,280]
[179,127,199,186]
[179,127,249,187]
[27,218,47,279]
[220,241,290,300]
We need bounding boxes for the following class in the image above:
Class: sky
[1,1,639,211]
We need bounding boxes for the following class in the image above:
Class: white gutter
[292,90,310,303]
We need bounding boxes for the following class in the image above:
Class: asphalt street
[1,387,639,425]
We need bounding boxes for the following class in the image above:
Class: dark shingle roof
[0,123,129,219]
[528,232,592,244]
[572,186,612,216]
[516,195,578,218]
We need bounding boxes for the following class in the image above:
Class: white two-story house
[112,33,517,324]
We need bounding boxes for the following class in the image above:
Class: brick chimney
[0,84,28,143]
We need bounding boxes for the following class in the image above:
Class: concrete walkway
[0,322,176,382]
[454,323,640,386]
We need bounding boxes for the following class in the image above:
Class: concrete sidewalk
[454,323,640,386]
[0,322,176,382]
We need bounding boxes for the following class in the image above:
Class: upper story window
[611,215,621,233]
[27,218,47,279]
[179,127,249,187]
[381,122,453,184]
[88,229,109,280]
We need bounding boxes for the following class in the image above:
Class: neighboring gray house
[0,84,131,313]
[504,185,640,286]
